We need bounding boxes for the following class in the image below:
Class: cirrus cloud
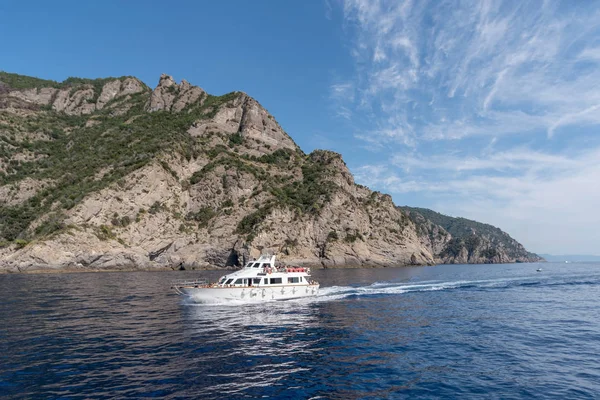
[331,0,600,254]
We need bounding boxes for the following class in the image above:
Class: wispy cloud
[337,0,600,142]
[329,82,356,119]
[324,0,333,20]
[331,0,600,253]
[390,147,584,174]
[329,82,354,101]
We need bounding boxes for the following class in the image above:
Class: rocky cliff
[0,71,542,272]
[402,207,543,264]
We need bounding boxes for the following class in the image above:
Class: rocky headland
[0,71,543,273]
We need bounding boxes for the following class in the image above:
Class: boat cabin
[215,254,313,288]
[218,276,310,287]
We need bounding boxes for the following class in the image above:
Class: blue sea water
[1,262,599,399]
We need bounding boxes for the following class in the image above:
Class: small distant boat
[171,254,319,302]
[536,268,542,272]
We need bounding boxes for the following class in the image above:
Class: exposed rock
[146,74,178,112]
[7,87,57,105]
[120,77,146,96]
[52,87,96,115]
[146,75,206,113]
[188,92,297,156]
[172,79,205,112]
[96,78,145,110]
[96,80,122,109]
[239,94,298,149]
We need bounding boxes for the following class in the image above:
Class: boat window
[219,277,226,284]
[263,278,269,284]
[270,277,282,284]
[252,262,261,268]
[234,278,244,284]
[264,263,272,269]
[253,278,262,285]
[287,277,300,284]
[245,263,253,268]
[225,279,234,285]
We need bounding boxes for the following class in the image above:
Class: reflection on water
[184,299,320,328]
[180,301,324,397]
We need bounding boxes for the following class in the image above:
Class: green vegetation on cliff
[0,73,242,242]
[0,72,343,246]
[0,71,141,99]
[0,71,60,90]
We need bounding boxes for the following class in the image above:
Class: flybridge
[243,254,276,271]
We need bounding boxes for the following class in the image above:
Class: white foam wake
[307,276,540,303]
[182,276,549,306]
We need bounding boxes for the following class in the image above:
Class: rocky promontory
[0,71,543,272]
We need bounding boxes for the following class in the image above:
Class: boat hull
[179,284,320,303]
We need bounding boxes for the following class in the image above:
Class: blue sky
[2,1,599,255]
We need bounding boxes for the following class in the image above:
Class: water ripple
[1,264,600,398]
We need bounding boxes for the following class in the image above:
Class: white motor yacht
[172,254,319,302]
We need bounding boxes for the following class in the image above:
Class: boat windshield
[252,262,261,268]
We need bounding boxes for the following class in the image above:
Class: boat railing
[273,266,311,274]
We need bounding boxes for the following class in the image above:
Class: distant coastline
[539,254,600,262]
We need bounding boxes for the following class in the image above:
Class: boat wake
[311,274,600,303]
[182,273,600,306]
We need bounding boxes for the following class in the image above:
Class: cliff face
[0,71,541,272]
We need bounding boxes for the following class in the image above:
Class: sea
[1,262,599,399]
